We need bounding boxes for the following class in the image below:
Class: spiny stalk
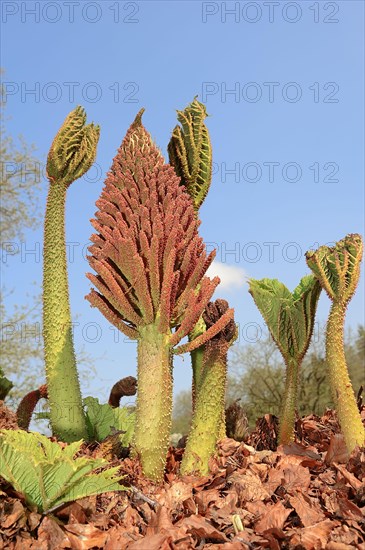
[44,106,99,442]
[306,234,365,452]
[180,299,237,475]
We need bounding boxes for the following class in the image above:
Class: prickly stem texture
[218,408,227,440]
[306,234,365,452]
[189,313,206,411]
[181,300,236,475]
[326,302,364,450]
[43,183,87,442]
[133,323,173,481]
[181,341,227,475]
[16,384,48,430]
[191,347,204,412]
[278,358,299,445]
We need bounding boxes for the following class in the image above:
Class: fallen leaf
[281,462,311,495]
[195,488,221,514]
[333,463,363,490]
[27,511,42,531]
[228,469,270,502]
[325,434,350,464]
[37,516,69,550]
[128,533,173,550]
[1,500,26,529]
[205,543,249,550]
[104,525,139,550]
[218,438,241,456]
[255,501,291,533]
[64,523,109,550]
[337,495,364,520]
[164,480,192,509]
[326,543,359,550]
[146,505,173,536]
[181,515,228,542]
[289,490,326,527]
[278,441,322,461]
[57,502,87,524]
[289,519,340,549]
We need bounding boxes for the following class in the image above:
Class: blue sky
[1,0,364,402]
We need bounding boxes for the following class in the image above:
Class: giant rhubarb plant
[169,100,238,470]
[86,110,233,481]
[44,106,100,442]
[248,276,321,445]
[181,299,237,475]
[306,234,365,452]
[168,98,214,410]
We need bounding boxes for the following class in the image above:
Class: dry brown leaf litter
[0,404,364,549]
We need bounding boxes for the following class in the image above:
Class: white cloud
[206,261,248,291]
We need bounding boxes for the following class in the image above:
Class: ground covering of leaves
[1,404,364,549]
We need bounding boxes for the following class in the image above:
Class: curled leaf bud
[203,299,236,343]
[46,105,100,187]
[168,97,212,211]
[306,233,363,305]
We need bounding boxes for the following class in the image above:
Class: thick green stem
[191,347,226,440]
[134,323,173,481]
[326,302,365,451]
[181,343,226,475]
[191,346,204,412]
[43,181,87,442]
[278,357,299,445]
[189,313,206,412]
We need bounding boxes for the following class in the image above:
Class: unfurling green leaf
[168,97,212,211]
[83,396,135,445]
[248,276,321,445]
[306,233,363,304]
[0,430,126,513]
[46,105,100,187]
[248,276,321,364]
[306,234,365,453]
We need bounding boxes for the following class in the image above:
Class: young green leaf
[248,275,321,444]
[168,97,212,211]
[83,396,135,445]
[0,430,126,514]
